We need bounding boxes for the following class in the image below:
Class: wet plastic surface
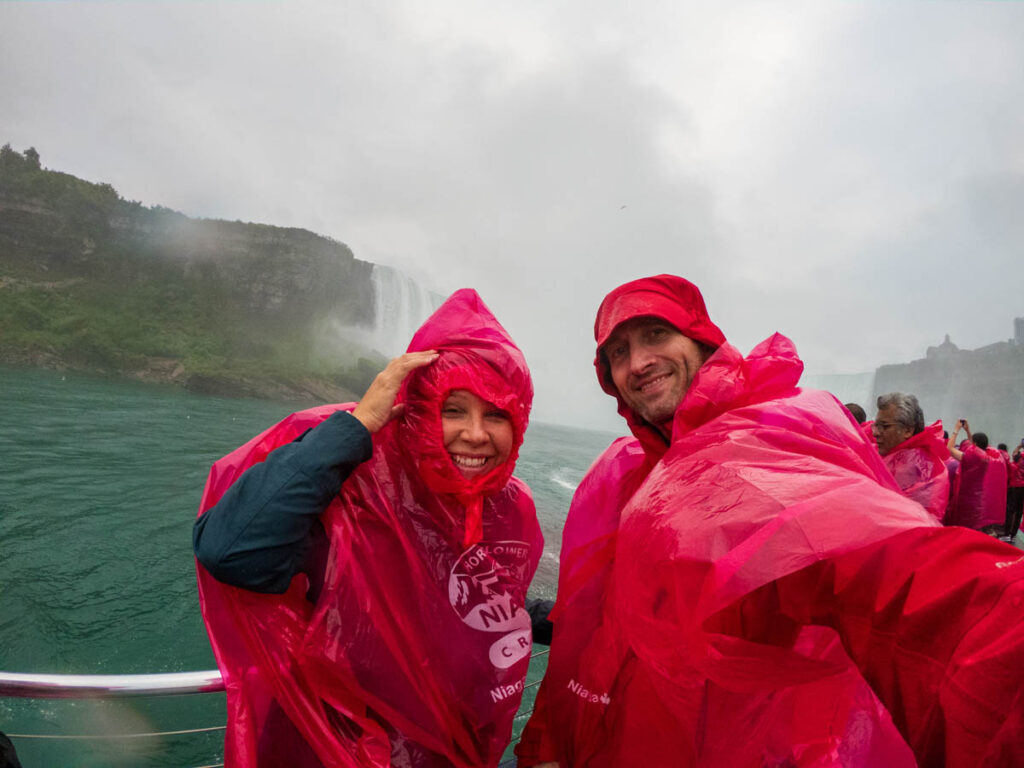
[881,421,950,520]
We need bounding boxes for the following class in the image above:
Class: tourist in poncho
[947,421,1008,533]
[518,274,1024,768]
[871,392,949,520]
[195,289,543,768]
[1007,444,1024,540]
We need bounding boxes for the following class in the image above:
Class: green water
[0,365,617,767]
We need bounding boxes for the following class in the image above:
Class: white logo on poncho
[449,541,532,669]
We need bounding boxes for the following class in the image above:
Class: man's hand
[351,350,439,433]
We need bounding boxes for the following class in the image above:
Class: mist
[3,0,1023,431]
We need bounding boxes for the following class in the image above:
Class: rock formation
[0,144,437,401]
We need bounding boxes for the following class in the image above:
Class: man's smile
[636,373,672,394]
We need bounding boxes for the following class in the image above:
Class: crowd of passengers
[186,277,1024,768]
[117,274,1022,768]
[845,394,1024,542]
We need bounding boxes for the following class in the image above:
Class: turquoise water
[0,365,619,767]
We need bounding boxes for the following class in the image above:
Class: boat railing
[0,648,547,767]
[0,670,227,699]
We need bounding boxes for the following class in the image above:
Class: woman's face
[441,389,514,478]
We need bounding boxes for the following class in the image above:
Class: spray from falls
[316,265,442,381]
[368,265,440,356]
[800,371,877,412]
[333,264,442,358]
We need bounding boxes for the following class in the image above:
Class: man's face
[603,317,708,432]
[872,404,913,456]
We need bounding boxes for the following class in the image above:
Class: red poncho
[983,448,1010,527]
[1011,454,1024,488]
[948,444,1008,530]
[881,421,951,521]
[521,315,1024,765]
[197,289,543,767]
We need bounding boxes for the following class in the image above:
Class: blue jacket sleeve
[193,410,372,594]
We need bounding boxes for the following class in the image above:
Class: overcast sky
[3,1,1023,429]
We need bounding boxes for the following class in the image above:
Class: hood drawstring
[462,496,484,549]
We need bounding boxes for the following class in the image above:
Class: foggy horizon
[3,0,1023,431]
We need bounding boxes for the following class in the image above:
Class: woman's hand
[351,350,439,434]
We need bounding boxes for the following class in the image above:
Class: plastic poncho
[948,444,1007,530]
[523,329,1024,767]
[196,289,543,768]
[520,272,1024,766]
[517,276,725,764]
[983,448,1010,527]
[522,332,933,767]
[1011,453,1024,488]
[880,421,951,520]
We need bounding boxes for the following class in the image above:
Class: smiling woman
[193,288,544,768]
[442,389,514,479]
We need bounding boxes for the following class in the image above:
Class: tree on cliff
[0,144,41,174]
[23,146,40,170]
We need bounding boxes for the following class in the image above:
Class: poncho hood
[949,442,1007,529]
[592,274,726,462]
[881,421,951,519]
[888,421,947,461]
[399,288,533,546]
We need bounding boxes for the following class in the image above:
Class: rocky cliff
[0,144,408,401]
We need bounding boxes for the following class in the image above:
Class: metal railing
[0,669,225,699]
[1,650,547,766]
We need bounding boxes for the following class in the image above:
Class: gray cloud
[2,1,1023,429]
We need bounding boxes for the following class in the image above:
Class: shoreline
[0,349,361,405]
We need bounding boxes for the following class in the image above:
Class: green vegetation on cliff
[0,144,386,401]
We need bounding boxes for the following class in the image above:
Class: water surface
[0,365,620,766]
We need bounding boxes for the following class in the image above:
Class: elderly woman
[194,289,542,768]
[871,391,949,519]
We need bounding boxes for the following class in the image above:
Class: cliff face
[0,144,389,401]
[112,213,376,328]
[873,337,1024,447]
[0,175,376,328]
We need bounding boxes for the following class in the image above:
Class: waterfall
[365,264,442,357]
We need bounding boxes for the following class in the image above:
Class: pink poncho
[197,289,543,767]
[881,421,951,520]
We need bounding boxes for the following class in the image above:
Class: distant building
[874,320,1024,447]
[925,334,959,359]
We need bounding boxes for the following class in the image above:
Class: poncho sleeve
[769,525,1024,766]
[193,410,372,593]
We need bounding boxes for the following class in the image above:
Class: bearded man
[517,274,1024,768]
